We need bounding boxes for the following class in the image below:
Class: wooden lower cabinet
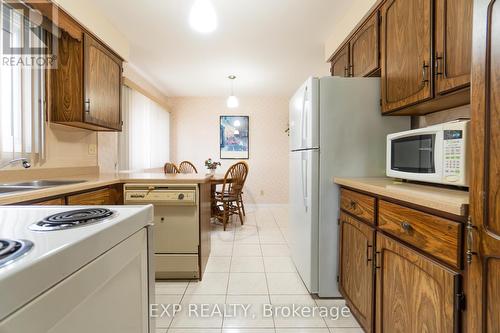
[375,233,458,333]
[339,213,375,333]
[33,198,65,205]
[67,187,119,205]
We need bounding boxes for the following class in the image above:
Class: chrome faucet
[0,158,31,170]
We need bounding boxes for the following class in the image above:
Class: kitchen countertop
[0,171,213,205]
[334,177,469,217]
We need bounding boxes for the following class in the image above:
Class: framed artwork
[220,115,249,159]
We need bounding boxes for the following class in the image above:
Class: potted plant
[204,158,221,175]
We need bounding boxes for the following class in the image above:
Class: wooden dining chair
[179,161,198,174]
[164,162,180,174]
[213,161,249,231]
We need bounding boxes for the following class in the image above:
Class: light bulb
[189,0,217,34]
[226,95,239,108]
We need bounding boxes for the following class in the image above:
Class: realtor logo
[1,0,58,68]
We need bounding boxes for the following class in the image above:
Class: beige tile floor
[155,206,362,333]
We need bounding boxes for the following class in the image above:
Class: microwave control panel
[443,130,465,183]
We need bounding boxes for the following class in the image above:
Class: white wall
[170,97,289,204]
[324,0,378,60]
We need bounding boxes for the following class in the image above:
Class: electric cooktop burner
[29,208,115,231]
[0,239,34,268]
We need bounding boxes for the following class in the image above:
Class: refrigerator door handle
[301,86,308,147]
[301,152,308,212]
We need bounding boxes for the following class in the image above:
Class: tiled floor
[155,206,362,333]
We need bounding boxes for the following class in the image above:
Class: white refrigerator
[289,77,409,297]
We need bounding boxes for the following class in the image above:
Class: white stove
[0,205,154,333]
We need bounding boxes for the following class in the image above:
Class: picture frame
[220,115,249,159]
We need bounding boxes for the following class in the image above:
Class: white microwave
[387,120,470,187]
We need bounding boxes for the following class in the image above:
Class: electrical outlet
[88,144,97,156]
[260,190,264,196]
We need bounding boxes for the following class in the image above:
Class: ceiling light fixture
[226,75,239,109]
[189,0,217,34]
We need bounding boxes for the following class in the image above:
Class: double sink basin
[0,180,86,195]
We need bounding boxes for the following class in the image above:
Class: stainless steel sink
[8,180,86,188]
[0,186,36,194]
[0,180,86,195]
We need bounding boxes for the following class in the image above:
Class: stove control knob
[178,193,185,200]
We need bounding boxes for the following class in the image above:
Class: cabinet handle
[85,99,91,113]
[344,66,349,77]
[350,200,357,209]
[435,53,443,76]
[375,251,381,269]
[401,221,412,232]
[366,241,373,264]
[349,65,354,77]
[466,216,477,264]
[421,61,430,86]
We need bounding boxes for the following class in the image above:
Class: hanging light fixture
[189,0,217,34]
[226,75,239,109]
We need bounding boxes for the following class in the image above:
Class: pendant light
[226,75,239,109]
[189,0,217,34]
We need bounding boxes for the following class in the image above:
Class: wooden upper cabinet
[350,12,380,77]
[434,0,473,95]
[330,44,350,77]
[83,34,122,131]
[380,0,433,113]
[48,6,123,131]
[376,233,458,333]
[466,1,500,332]
[339,213,374,333]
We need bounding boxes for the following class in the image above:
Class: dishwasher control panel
[124,185,197,205]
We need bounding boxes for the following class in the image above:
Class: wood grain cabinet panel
[339,213,374,333]
[434,0,473,95]
[466,1,500,332]
[378,200,461,268]
[350,12,380,77]
[67,188,115,205]
[33,198,65,205]
[375,233,457,333]
[83,34,122,131]
[330,44,350,77]
[380,0,433,113]
[340,189,376,224]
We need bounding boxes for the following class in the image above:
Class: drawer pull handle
[350,200,357,209]
[401,221,412,232]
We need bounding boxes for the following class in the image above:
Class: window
[119,86,170,170]
[0,3,45,164]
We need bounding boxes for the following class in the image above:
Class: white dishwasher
[124,184,200,279]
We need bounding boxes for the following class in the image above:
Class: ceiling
[88,0,350,97]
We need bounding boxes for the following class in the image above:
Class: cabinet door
[330,44,350,77]
[67,188,114,205]
[84,34,122,131]
[434,0,473,95]
[339,213,374,332]
[380,0,433,113]
[350,13,379,77]
[466,1,500,332]
[375,234,457,333]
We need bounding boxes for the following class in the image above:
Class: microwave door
[390,134,436,174]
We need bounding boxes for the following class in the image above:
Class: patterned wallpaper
[169,96,290,204]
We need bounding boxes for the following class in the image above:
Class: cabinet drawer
[340,189,376,224]
[378,200,461,268]
[33,198,65,206]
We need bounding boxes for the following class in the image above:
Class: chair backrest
[179,161,198,174]
[222,162,249,196]
[164,162,179,174]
